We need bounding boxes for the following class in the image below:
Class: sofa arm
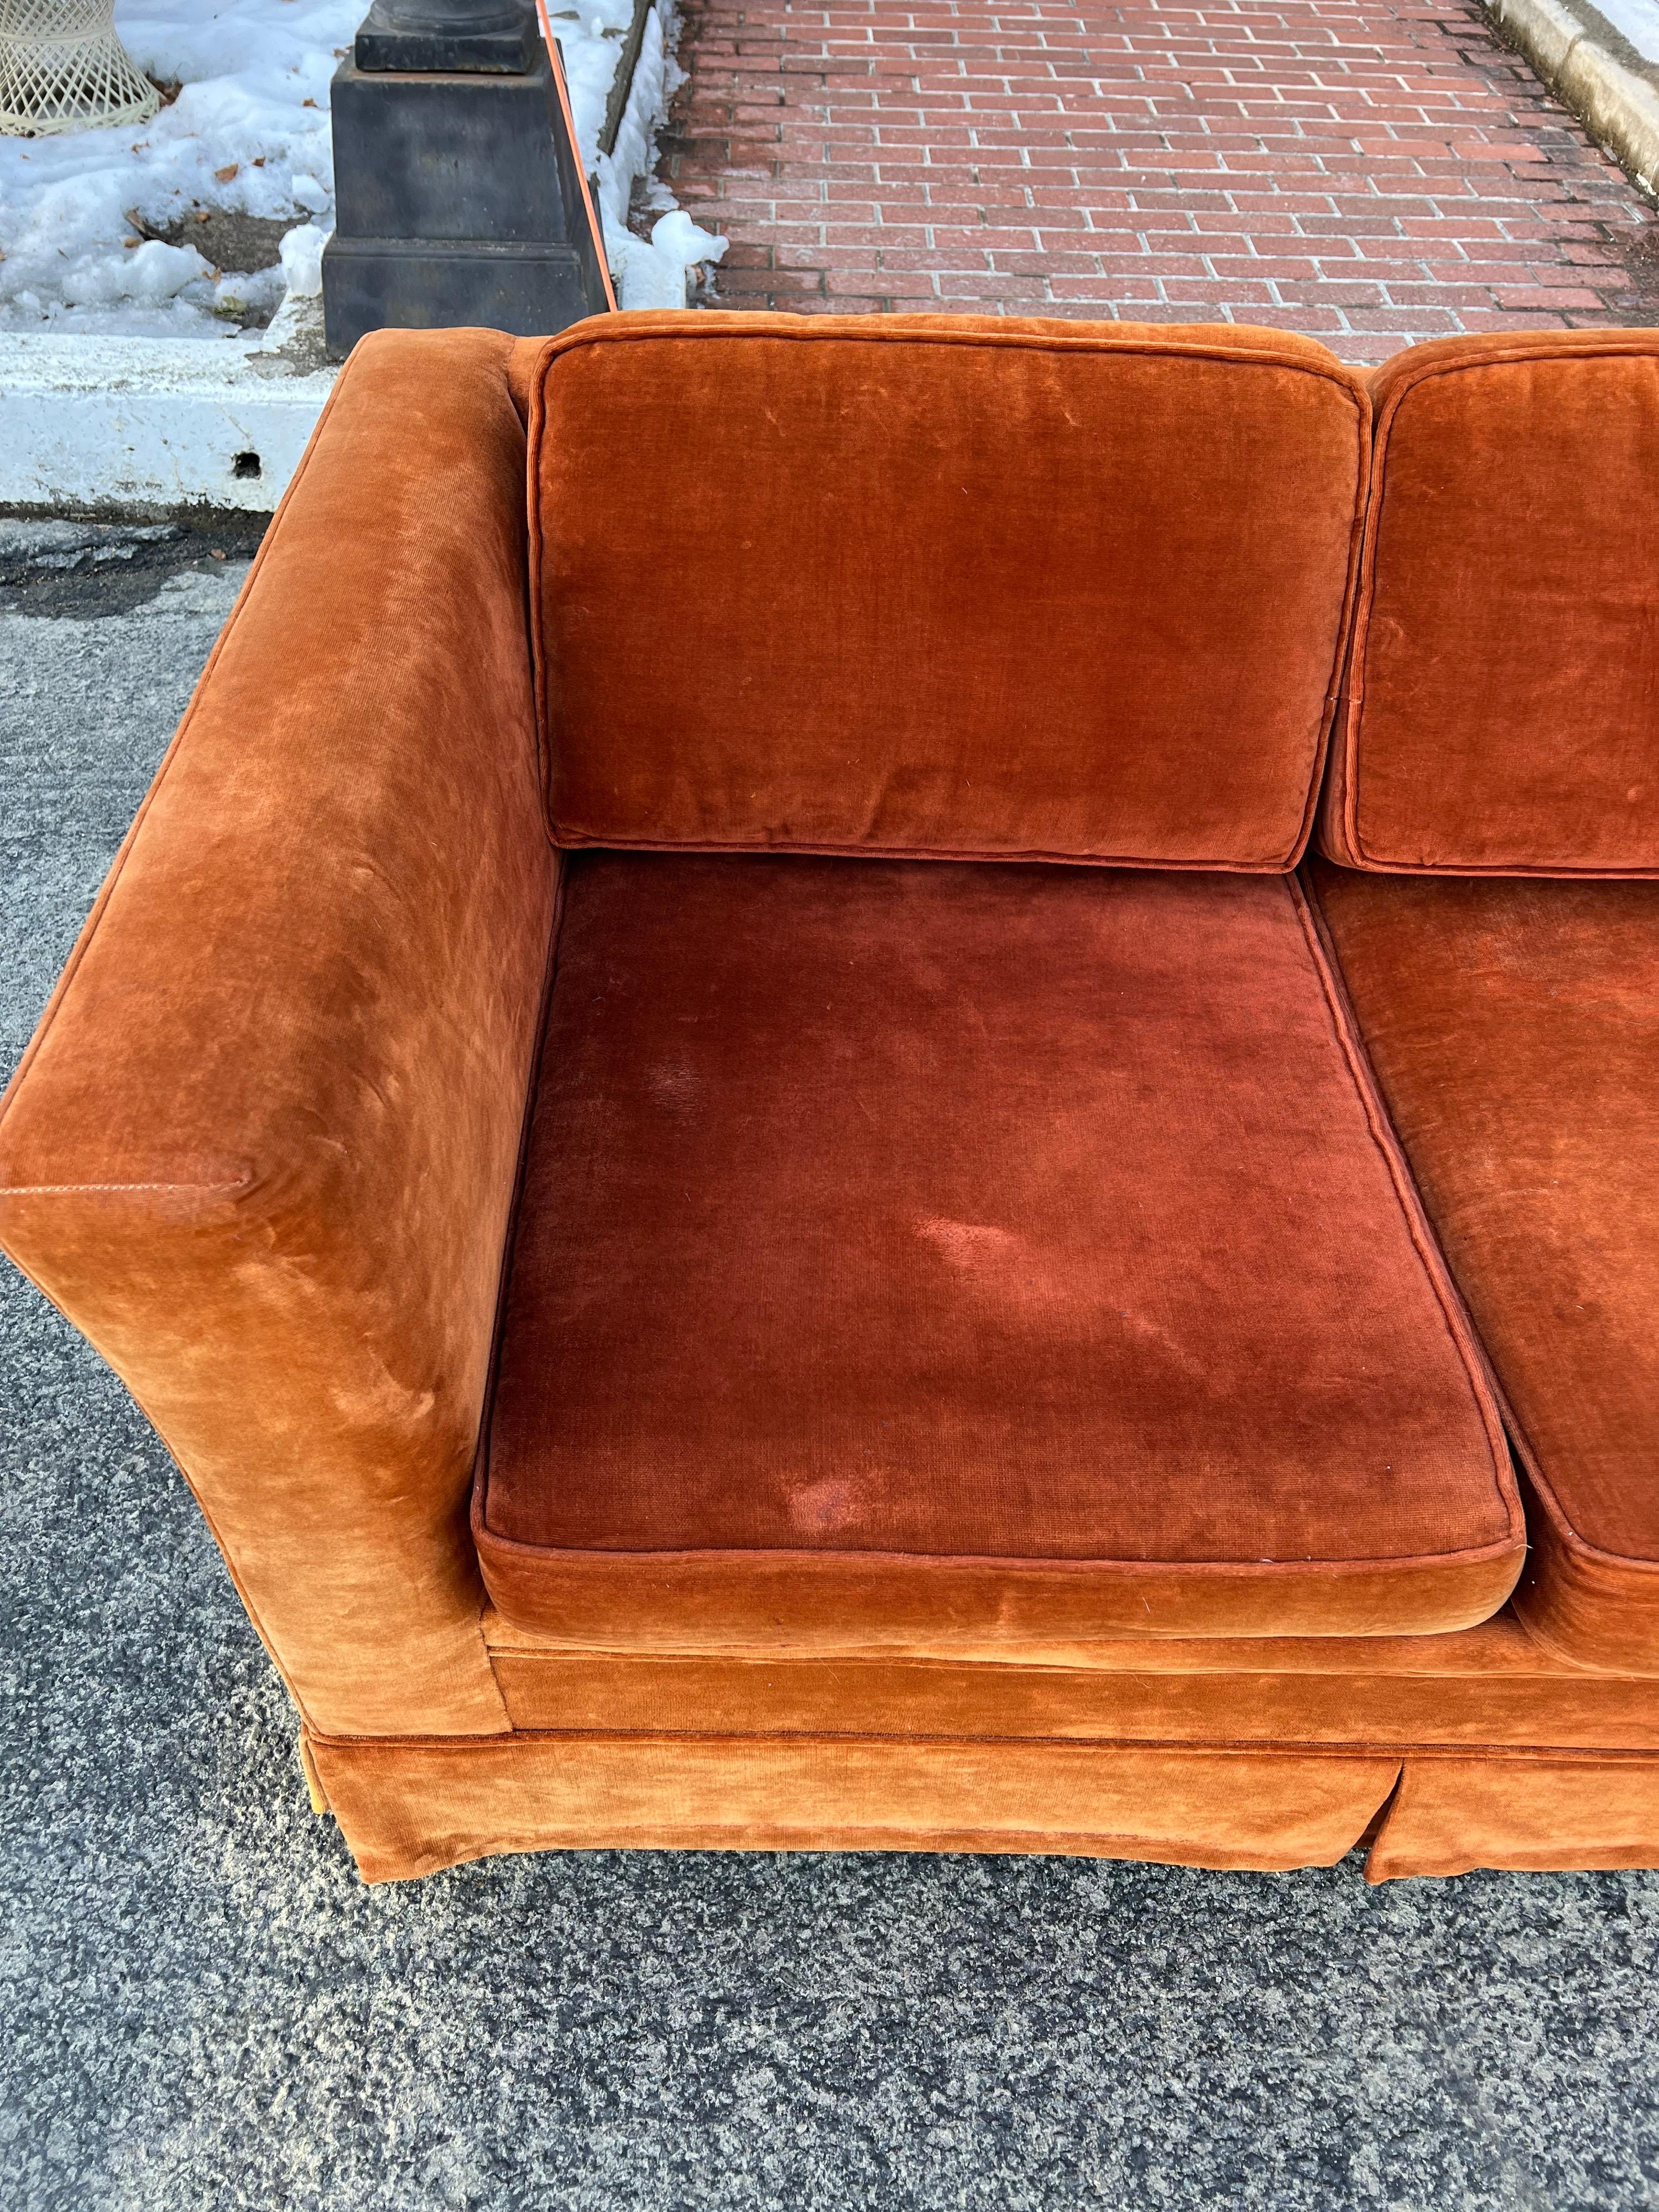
[0,328,557,1738]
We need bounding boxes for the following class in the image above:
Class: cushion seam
[481,1645,1588,1681]
[1512,1410,1659,1578]
[1287,873,1522,1541]
[549,833,1302,870]
[539,318,1367,385]
[304,1726,1659,1760]
[1290,374,1371,867]
[473,1523,1527,1573]
[521,333,561,840]
[0,1177,246,1196]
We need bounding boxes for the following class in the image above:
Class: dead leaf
[215,163,238,182]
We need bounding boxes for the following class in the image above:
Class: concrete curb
[0,298,335,520]
[1486,0,1659,200]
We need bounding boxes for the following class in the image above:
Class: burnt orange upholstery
[305,1721,1659,1886]
[304,1602,1659,1882]
[308,1731,1410,1884]
[1307,863,1659,1675]
[314,1601,1659,1881]
[524,313,1370,867]
[476,851,1522,1648]
[0,328,553,1738]
[4,314,1654,1886]
[1318,332,1659,876]
[482,1607,1659,1753]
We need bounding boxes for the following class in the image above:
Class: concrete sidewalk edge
[0,296,334,521]
[1488,0,1659,200]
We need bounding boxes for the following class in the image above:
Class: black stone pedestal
[321,41,612,358]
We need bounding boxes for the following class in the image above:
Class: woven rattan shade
[1,0,159,136]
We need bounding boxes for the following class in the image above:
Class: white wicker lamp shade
[0,0,160,136]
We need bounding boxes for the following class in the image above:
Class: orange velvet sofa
[2,314,1655,1885]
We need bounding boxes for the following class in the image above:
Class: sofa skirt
[301,1730,1659,1886]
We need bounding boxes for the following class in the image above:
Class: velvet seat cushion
[476,853,1520,1652]
[1308,861,1659,1674]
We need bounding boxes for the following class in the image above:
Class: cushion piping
[521,316,1371,873]
[1330,335,1659,880]
[474,869,1524,1581]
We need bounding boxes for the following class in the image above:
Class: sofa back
[1317,333,1659,877]
[521,313,1369,870]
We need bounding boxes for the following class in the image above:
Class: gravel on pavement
[2,552,1658,2212]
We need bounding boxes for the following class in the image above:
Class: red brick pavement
[657,0,1659,359]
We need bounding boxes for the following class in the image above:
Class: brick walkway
[659,0,1659,360]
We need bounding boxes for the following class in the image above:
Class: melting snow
[0,1,355,336]
[0,0,725,337]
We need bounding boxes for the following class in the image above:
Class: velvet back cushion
[524,312,1370,868]
[1319,333,1659,877]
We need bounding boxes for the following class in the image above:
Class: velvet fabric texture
[1318,332,1659,876]
[523,313,1370,867]
[487,1609,1659,1751]
[0,328,556,1738]
[304,1726,1659,1885]
[1365,1755,1659,1879]
[476,851,1521,1648]
[306,1731,1406,1884]
[1306,863,1659,1674]
[11,317,1657,1888]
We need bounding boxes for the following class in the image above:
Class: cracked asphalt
[1,542,1657,2212]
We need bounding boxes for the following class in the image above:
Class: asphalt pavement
[2,536,1656,2212]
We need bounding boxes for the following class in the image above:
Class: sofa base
[301,1730,1659,1885]
[1364,1755,1659,1879]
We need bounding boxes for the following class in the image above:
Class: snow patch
[558,0,727,309]
[279,220,327,300]
[0,0,357,338]
[0,0,719,341]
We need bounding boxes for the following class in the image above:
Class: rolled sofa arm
[0,328,557,1738]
